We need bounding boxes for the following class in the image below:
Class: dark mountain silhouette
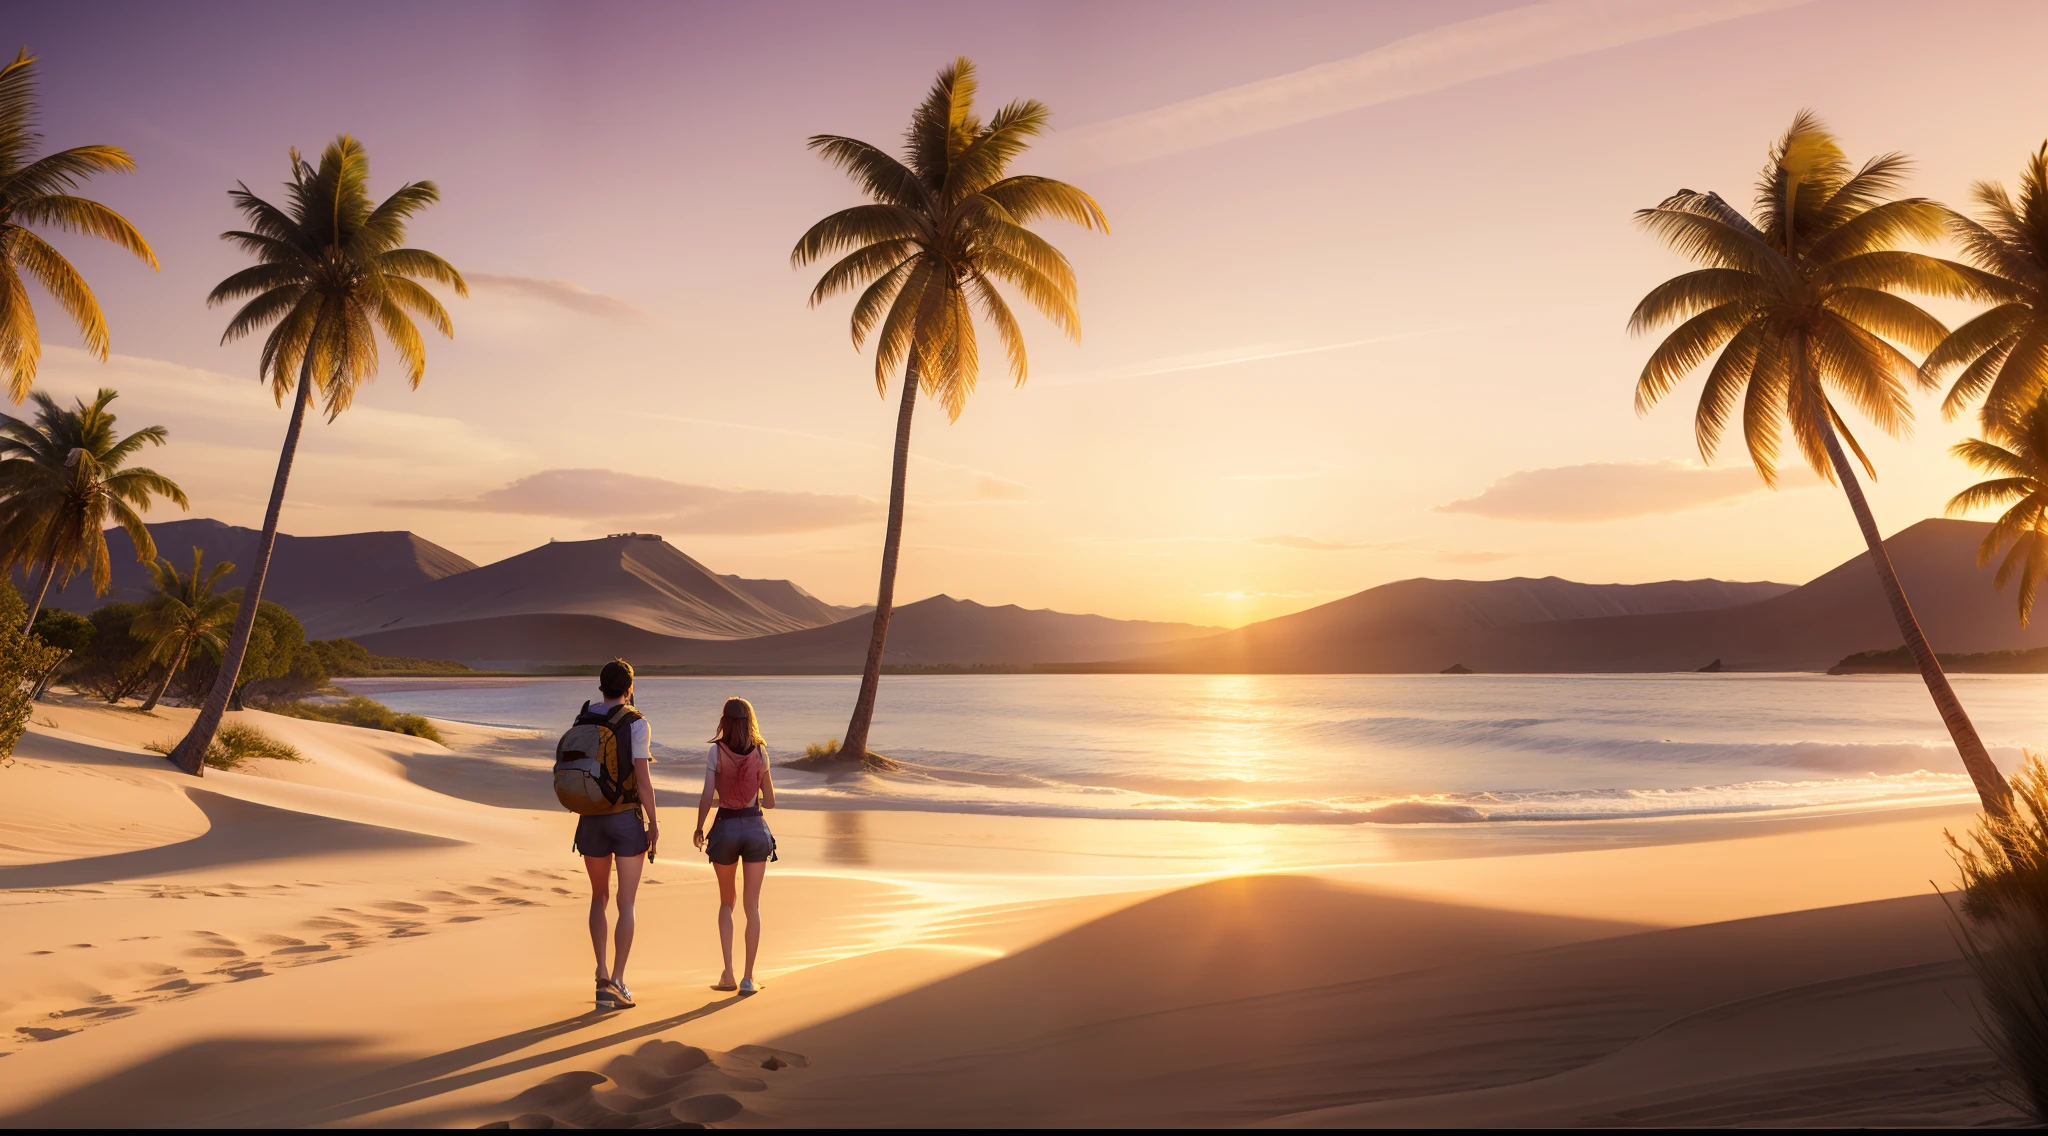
[352,594,1224,670]
[37,518,476,625]
[314,533,852,642]
[1135,519,2030,673]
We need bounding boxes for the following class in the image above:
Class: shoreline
[0,692,2011,1126]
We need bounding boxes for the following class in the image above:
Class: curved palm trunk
[21,530,61,633]
[139,639,190,713]
[165,352,316,776]
[840,361,920,763]
[1818,417,2013,817]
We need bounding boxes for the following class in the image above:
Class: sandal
[595,979,617,1010]
[604,979,637,1009]
[738,978,763,996]
[711,978,739,992]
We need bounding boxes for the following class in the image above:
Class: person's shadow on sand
[0,996,744,1128]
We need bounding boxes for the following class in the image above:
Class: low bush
[1950,753,2048,1121]
[0,581,62,759]
[146,721,302,771]
[785,737,899,773]
[264,695,444,744]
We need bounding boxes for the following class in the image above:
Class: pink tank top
[713,744,765,808]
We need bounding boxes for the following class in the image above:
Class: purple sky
[15,1,2048,624]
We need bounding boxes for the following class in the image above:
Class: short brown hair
[598,658,634,699]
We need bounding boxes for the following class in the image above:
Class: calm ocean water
[337,673,2048,824]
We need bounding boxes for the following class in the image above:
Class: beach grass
[1949,752,2048,1121]
[147,721,302,771]
[263,696,445,745]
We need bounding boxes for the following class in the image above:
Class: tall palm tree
[166,136,465,776]
[0,47,158,402]
[1948,398,2048,626]
[1631,111,2013,816]
[792,57,1106,763]
[132,547,234,713]
[0,387,185,629]
[1923,143,2048,428]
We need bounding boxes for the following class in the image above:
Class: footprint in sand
[256,934,305,947]
[417,890,475,905]
[373,901,431,914]
[185,947,245,958]
[462,886,501,896]
[444,916,483,923]
[484,1040,805,1129]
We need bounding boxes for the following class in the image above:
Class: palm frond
[11,229,105,358]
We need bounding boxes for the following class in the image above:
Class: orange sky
[18,0,2048,627]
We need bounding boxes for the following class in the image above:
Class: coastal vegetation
[146,720,302,772]
[263,695,442,744]
[131,548,235,712]
[167,137,466,776]
[1948,399,2048,624]
[1832,644,2048,674]
[0,578,58,758]
[1948,754,2048,1120]
[1631,112,2014,816]
[793,56,1106,765]
[0,48,158,402]
[0,388,186,629]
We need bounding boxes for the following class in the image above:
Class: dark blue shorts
[705,813,775,865]
[575,810,648,858]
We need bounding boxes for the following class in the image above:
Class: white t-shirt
[590,698,653,764]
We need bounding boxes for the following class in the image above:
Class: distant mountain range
[37,518,477,626]
[35,516,2028,674]
[314,532,862,642]
[352,594,1224,669]
[1132,519,2031,673]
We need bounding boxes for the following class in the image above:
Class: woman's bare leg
[741,859,767,982]
[583,855,613,982]
[714,860,738,987]
[611,854,645,987]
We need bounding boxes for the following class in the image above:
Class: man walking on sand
[575,659,658,1011]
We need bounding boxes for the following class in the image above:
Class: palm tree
[0,388,185,629]
[1948,398,2048,626]
[132,547,234,713]
[1923,143,2048,430]
[165,136,465,777]
[792,57,1106,763]
[0,47,158,402]
[1631,111,2013,816]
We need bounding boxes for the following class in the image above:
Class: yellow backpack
[553,702,641,815]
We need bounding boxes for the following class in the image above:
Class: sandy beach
[0,693,2015,1128]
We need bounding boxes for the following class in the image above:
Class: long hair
[710,696,765,751]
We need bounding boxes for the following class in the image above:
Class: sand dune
[0,689,2019,1127]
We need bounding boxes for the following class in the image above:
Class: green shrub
[265,695,443,744]
[786,737,899,773]
[1950,753,2048,1121]
[146,721,302,771]
[307,637,470,677]
[0,581,62,759]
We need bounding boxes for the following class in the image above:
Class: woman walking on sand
[693,697,776,995]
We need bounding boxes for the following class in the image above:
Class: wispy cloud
[1037,330,1446,388]
[466,273,651,324]
[392,468,879,535]
[1436,459,1815,522]
[1253,534,1382,552]
[1052,0,1807,169]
